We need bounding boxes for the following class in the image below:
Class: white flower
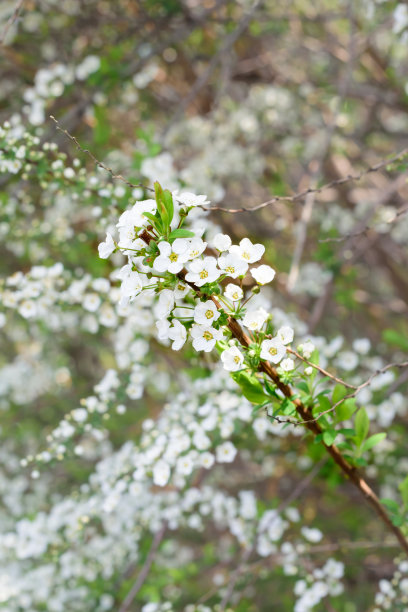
[190,324,223,352]
[153,239,189,274]
[276,326,294,345]
[213,233,232,251]
[168,320,187,350]
[19,300,37,319]
[216,441,237,463]
[83,293,101,312]
[176,192,209,208]
[120,271,144,301]
[260,338,286,364]
[301,527,323,543]
[153,460,170,486]
[353,338,371,355]
[230,237,265,263]
[176,455,194,475]
[221,346,244,371]
[186,237,207,260]
[298,341,315,359]
[250,264,275,285]
[98,232,115,259]
[155,289,175,319]
[116,199,157,248]
[224,283,243,302]
[218,253,248,279]
[185,256,220,287]
[280,358,295,372]
[200,452,215,469]
[173,281,190,299]
[242,308,268,331]
[193,300,220,325]
[156,319,171,341]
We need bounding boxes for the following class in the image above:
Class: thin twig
[205,147,408,213]
[50,116,153,192]
[287,348,357,389]
[0,0,25,46]
[118,523,167,612]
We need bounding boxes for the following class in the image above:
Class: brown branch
[286,347,357,389]
[140,228,408,554]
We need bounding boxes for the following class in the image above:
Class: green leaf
[296,381,309,394]
[354,407,369,445]
[335,398,357,423]
[360,433,386,454]
[382,329,408,352]
[332,384,348,405]
[231,371,269,405]
[168,229,195,242]
[143,211,161,231]
[162,189,174,226]
[399,476,408,509]
[322,429,337,446]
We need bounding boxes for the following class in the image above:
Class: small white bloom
[218,253,248,279]
[186,237,207,260]
[200,452,215,469]
[305,366,313,376]
[276,326,294,345]
[156,319,171,341]
[280,358,295,372]
[19,300,37,319]
[230,237,265,263]
[221,346,244,371]
[353,338,371,355]
[193,300,220,325]
[216,441,237,463]
[213,233,232,251]
[121,271,144,300]
[298,341,315,359]
[224,283,244,302]
[153,460,170,487]
[168,320,187,350]
[185,256,220,287]
[155,289,175,319]
[260,338,286,364]
[98,232,115,259]
[242,308,268,331]
[83,293,101,312]
[190,324,223,352]
[173,281,190,299]
[176,455,194,476]
[250,265,276,285]
[176,192,209,208]
[153,239,189,274]
[301,526,323,543]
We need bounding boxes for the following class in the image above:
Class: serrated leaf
[360,433,386,454]
[355,407,369,445]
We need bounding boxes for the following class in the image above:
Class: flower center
[169,253,178,262]
[269,347,278,356]
[232,292,239,300]
[190,249,199,258]
[225,266,235,274]
[234,355,241,363]
[199,270,209,280]
[242,251,251,261]
[203,331,213,341]
[205,310,214,319]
